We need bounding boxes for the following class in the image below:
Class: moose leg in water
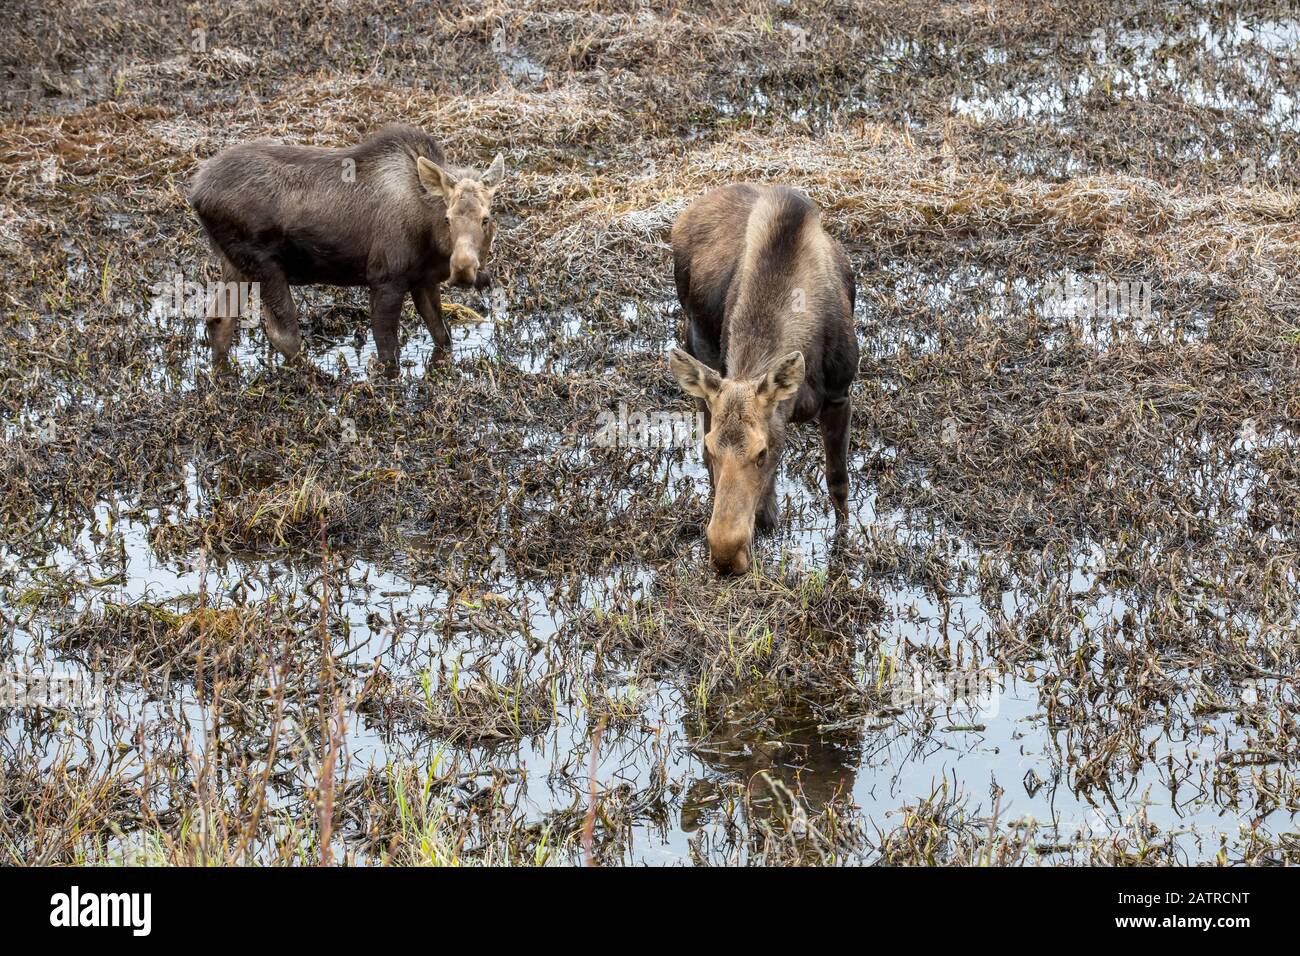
[205,256,244,370]
[699,404,714,488]
[412,282,451,349]
[246,262,303,361]
[756,463,780,532]
[819,395,851,523]
[369,285,405,375]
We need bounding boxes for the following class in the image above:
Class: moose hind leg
[819,396,852,523]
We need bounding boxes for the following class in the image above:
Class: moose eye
[444,216,451,226]
[754,447,768,465]
[481,215,491,227]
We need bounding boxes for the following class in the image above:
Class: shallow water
[4,301,1293,863]
[5,487,1289,863]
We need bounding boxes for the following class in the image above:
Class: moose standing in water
[189,124,504,376]
[669,184,859,574]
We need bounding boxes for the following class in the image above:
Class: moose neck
[727,312,790,387]
[725,283,811,419]
[723,191,816,395]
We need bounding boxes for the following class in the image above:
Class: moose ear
[481,152,506,189]
[417,156,458,198]
[756,351,805,405]
[669,348,721,402]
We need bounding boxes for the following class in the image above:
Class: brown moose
[188,124,504,376]
[669,184,859,574]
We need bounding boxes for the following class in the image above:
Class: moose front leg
[369,284,405,378]
[412,283,451,349]
[756,470,780,531]
[819,396,851,524]
[252,265,302,361]
[698,402,714,490]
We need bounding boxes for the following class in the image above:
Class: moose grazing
[189,124,504,377]
[669,184,859,574]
